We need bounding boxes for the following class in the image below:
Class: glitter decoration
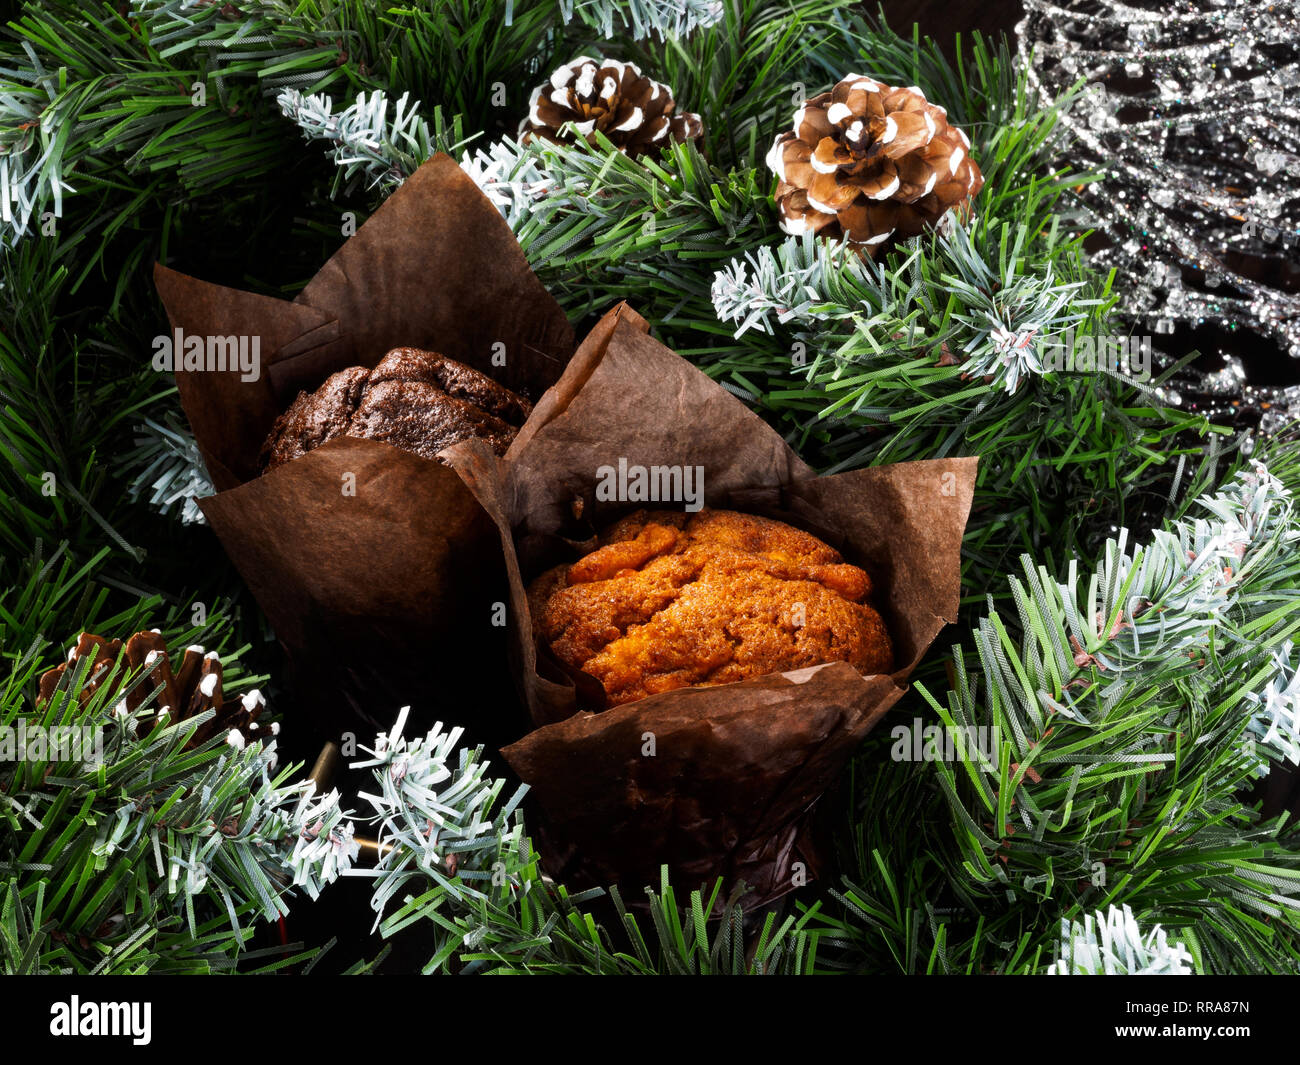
[1016,0,1300,415]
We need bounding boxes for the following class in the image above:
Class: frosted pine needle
[348,707,527,926]
[1244,642,1300,773]
[460,137,557,229]
[277,88,439,194]
[1048,905,1195,975]
[710,234,879,336]
[126,416,213,526]
[556,0,725,40]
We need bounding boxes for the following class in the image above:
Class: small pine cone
[37,631,271,750]
[767,75,983,253]
[521,56,703,157]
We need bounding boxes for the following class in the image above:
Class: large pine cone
[521,56,703,156]
[766,75,983,252]
[38,631,269,750]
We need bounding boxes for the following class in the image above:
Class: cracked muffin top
[529,507,893,707]
[260,347,531,471]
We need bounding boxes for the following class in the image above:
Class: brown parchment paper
[448,303,978,904]
[153,154,574,733]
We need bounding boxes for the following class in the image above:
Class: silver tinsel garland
[1017,0,1300,426]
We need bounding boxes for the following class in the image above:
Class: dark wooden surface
[878,0,1026,52]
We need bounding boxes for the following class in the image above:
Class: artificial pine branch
[710,232,884,337]
[558,0,726,41]
[1243,641,1300,773]
[347,707,528,934]
[1047,905,1196,975]
[711,224,1102,394]
[0,0,356,246]
[278,88,469,197]
[896,456,1300,974]
[0,624,356,974]
[797,452,1300,975]
[124,413,213,527]
[348,710,820,974]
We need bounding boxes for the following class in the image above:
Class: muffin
[529,507,893,706]
[260,347,531,471]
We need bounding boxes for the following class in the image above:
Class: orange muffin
[529,508,893,706]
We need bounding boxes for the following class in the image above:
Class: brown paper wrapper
[450,303,978,904]
[153,154,574,734]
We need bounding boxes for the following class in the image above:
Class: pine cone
[766,76,983,253]
[37,631,270,750]
[521,56,702,156]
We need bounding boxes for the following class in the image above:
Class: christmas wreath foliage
[1,0,1298,975]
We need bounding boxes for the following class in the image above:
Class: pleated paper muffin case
[152,154,574,737]
[448,303,978,907]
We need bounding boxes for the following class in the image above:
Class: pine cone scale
[123,630,179,718]
[796,107,835,145]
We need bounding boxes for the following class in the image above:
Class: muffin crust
[530,508,894,706]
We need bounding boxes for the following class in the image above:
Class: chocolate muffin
[260,347,532,471]
[529,508,894,707]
